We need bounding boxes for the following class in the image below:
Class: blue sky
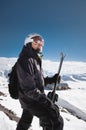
[0,0,86,61]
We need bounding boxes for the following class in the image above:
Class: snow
[0,57,86,130]
[0,111,17,130]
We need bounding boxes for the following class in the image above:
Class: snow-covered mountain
[0,57,86,82]
[0,57,86,130]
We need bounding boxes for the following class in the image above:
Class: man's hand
[47,91,58,102]
[44,73,61,86]
[52,73,61,84]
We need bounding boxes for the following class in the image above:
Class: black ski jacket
[16,43,45,109]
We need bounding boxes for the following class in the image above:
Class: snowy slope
[0,57,86,130]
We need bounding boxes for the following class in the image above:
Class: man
[16,33,63,130]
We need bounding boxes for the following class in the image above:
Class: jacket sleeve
[44,73,61,86]
[44,76,55,86]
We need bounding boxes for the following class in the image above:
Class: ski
[52,52,65,102]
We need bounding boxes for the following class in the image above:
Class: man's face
[32,41,43,53]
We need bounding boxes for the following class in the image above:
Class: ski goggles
[33,36,44,46]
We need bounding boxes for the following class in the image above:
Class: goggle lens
[33,36,44,46]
